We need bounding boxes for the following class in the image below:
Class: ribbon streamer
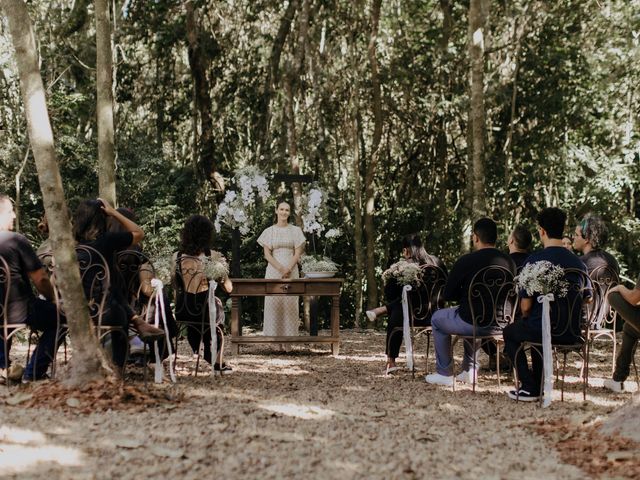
[208,280,219,378]
[149,278,176,383]
[538,292,555,407]
[402,285,414,371]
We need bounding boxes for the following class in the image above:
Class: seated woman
[366,234,446,373]
[173,215,233,374]
[73,198,164,368]
[107,208,178,361]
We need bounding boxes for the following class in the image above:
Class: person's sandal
[214,363,233,375]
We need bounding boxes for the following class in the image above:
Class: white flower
[325,228,342,239]
[224,190,237,203]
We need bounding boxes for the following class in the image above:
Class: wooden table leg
[231,296,240,355]
[331,294,340,355]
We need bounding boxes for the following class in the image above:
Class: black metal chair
[586,265,619,376]
[388,264,447,376]
[514,268,593,403]
[0,255,30,387]
[454,265,518,392]
[173,254,224,376]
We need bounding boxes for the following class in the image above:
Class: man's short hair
[537,207,566,239]
[512,225,532,251]
[580,214,608,249]
[473,217,498,245]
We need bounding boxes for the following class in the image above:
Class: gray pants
[609,292,640,382]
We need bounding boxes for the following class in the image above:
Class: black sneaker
[21,372,50,384]
[507,388,540,402]
[213,363,233,375]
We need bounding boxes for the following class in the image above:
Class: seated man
[425,218,516,386]
[508,225,532,272]
[573,213,619,277]
[0,195,62,383]
[602,282,640,392]
[504,207,590,401]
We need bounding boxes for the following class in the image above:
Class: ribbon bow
[207,280,221,378]
[148,278,176,383]
[401,285,414,371]
[537,292,555,407]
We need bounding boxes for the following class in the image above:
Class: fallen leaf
[6,393,33,405]
[66,397,81,408]
[114,438,144,449]
[151,446,185,458]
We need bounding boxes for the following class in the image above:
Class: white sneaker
[603,378,624,393]
[129,336,145,355]
[424,373,454,386]
[366,310,377,322]
[456,369,477,384]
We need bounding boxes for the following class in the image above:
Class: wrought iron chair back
[467,265,518,332]
[115,249,155,314]
[588,265,619,331]
[409,264,447,327]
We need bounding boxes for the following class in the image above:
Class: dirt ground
[0,330,638,479]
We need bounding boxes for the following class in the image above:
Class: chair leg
[496,341,501,388]
[560,351,568,402]
[425,332,431,375]
[611,330,617,376]
[142,342,148,387]
[633,357,639,390]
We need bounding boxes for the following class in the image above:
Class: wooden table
[229,278,343,355]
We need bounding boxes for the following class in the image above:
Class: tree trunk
[353,111,365,328]
[258,0,297,163]
[2,0,112,386]
[185,0,222,190]
[96,0,117,205]
[468,0,489,218]
[364,0,382,309]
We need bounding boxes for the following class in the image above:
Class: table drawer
[265,282,306,294]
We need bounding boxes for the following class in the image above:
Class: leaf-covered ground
[0,330,638,479]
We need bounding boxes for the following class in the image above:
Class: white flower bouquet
[202,251,230,282]
[382,260,422,286]
[516,260,568,297]
[151,255,174,285]
[300,254,338,273]
[299,186,326,235]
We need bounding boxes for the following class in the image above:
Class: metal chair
[586,265,619,375]
[0,255,30,387]
[173,254,224,376]
[387,264,447,376]
[454,265,518,392]
[514,268,593,403]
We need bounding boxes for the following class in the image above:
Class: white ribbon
[149,278,176,383]
[401,285,414,371]
[208,280,219,378]
[537,292,554,407]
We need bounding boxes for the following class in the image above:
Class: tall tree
[96,0,117,205]
[468,0,489,218]
[2,0,112,386]
[364,0,382,308]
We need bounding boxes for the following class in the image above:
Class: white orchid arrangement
[299,186,326,235]
[516,260,569,298]
[382,260,422,286]
[214,166,270,235]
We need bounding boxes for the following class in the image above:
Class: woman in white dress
[257,201,306,336]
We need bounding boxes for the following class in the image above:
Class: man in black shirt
[573,214,619,277]
[0,195,60,383]
[508,225,532,271]
[504,207,590,401]
[425,218,516,386]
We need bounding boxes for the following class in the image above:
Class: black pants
[177,291,223,365]
[101,300,129,368]
[385,300,404,359]
[609,292,640,382]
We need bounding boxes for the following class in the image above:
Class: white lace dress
[257,225,306,336]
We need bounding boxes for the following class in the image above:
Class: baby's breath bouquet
[203,251,230,282]
[300,254,338,273]
[382,260,422,286]
[516,260,568,297]
[152,255,174,285]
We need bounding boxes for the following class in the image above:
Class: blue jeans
[0,298,64,379]
[431,307,493,375]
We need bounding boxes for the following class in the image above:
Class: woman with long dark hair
[73,198,164,367]
[174,215,233,373]
[367,234,446,373]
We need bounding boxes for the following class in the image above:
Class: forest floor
[1,329,639,479]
